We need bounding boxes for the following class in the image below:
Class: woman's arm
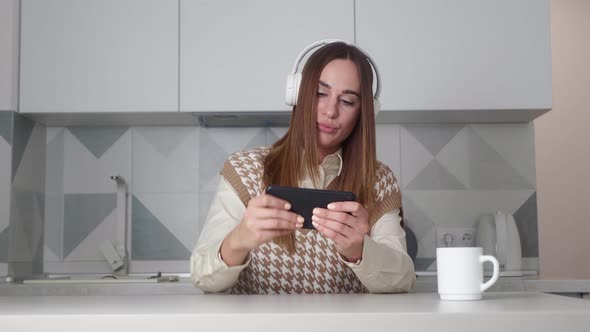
[190,178,249,292]
[341,209,416,293]
[311,202,416,293]
[191,177,303,292]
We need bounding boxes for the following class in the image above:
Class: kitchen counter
[2,276,590,296]
[414,276,590,297]
[1,292,589,332]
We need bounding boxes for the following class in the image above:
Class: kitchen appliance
[475,211,523,276]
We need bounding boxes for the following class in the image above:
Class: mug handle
[480,255,500,292]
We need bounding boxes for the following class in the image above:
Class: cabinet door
[20,0,178,113]
[0,0,19,111]
[356,0,552,113]
[180,0,354,112]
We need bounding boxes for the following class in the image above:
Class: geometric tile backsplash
[1,119,539,275]
[0,112,46,277]
[0,112,12,276]
[400,124,537,270]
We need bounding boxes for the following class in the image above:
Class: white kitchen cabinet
[356,0,552,121]
[0,0,19,111]
[19,0,178,113]
[180,0,354,112]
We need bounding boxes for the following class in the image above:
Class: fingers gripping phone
[265,185,356,229]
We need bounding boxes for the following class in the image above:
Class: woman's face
[315,58,362,160]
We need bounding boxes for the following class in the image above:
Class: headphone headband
[288,39,381,100]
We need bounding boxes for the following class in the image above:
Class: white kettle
[475,211,523,276]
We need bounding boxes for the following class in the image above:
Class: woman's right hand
[220,193,304,266]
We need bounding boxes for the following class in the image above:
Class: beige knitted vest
[220,147,402,294]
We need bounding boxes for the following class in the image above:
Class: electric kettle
[475,211,523,276]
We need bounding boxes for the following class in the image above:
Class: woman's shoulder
[374,160,401,193]
[375,160,397,178]
[226,146,270,162]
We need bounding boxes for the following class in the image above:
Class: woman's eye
[341,99,355,106]
[317,92,327,97]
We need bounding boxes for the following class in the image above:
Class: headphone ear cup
[285,73,302,106]
[292,73,302,106]
[373,98,381,117]
[285,74,296,106]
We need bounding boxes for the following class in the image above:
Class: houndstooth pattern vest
[220,147,402,294]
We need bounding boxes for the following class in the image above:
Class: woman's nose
[325,97,338,118]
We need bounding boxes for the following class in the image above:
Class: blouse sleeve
[338,208,416,293]
[190,177,251,292]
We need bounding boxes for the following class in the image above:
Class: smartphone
[265,185,356,229]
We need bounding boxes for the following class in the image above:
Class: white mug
[436,247,500,300]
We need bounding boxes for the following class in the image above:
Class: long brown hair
[263,42,378,253]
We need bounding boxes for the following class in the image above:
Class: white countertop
[1,292,589,332]
[2,276,590,296]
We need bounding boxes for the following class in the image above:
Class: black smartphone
[265,185,356,229]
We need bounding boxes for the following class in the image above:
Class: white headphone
[285,39,381,115]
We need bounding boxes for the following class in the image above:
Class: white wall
[536,0,590,278]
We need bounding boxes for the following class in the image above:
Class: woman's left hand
[311,202,369,263]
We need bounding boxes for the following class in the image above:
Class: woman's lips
[318,123,336,134]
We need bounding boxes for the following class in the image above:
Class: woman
[190,41,415,294]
